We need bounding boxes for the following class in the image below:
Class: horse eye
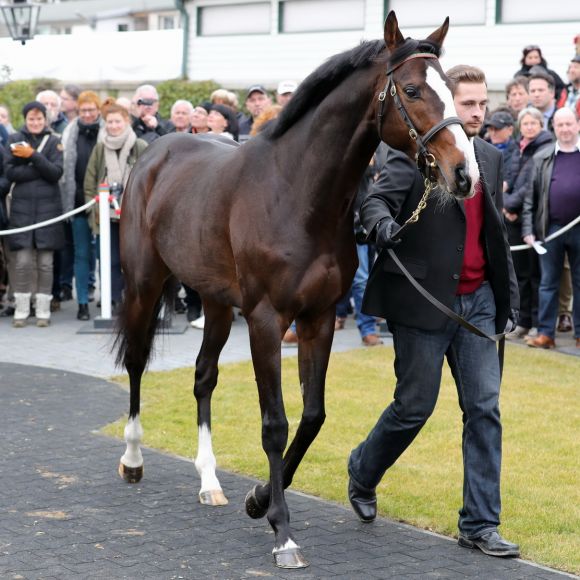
[403,86,419,99]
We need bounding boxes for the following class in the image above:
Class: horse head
[378,11,479,199]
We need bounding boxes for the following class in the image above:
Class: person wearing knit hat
[60,90,104,320]
[5,101,64,327]
[207,103,239,141]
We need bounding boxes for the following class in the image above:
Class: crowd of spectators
[0,42,579,348]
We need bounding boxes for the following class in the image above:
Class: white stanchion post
[98,183,112,320]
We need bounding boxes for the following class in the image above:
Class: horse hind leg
[194,299,233,506]
[116,252,172,484]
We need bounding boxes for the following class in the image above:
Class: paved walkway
[0,300,577,579]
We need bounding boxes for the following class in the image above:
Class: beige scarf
[102,126,136,187]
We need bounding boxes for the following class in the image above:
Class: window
[134,17,148,31]
[159,15,176,30]
[118,23,129,32]
[499,1,580,23]
[280,0,364,33]
[386,0,485,27]
[197,3,270,36]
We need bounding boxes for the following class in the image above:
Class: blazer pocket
[383,255,428,279]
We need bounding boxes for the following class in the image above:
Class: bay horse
[115,12,479,569]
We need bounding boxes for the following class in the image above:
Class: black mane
[266,37,442,140]
[267,39,385,139]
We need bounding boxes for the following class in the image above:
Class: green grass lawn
[105,343,579,574]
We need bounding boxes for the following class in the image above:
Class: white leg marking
[273,539,300,554]
[120,416,144,468]
[194,424,222,493]
[426,67,480,191]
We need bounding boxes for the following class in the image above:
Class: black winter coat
[4,127,64,251]
[360,139,519,333]
[503,130,552,217]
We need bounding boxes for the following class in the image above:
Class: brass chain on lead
[404,178,432,226]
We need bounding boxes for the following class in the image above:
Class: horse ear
[426,17,450,47]
[384,11,405,52]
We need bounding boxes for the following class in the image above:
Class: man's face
[171,104,191,131]
[507,85,529,113]
[135,91,159,119]
[453,82,488,137]
[487,125,513,145]
[528,79,554,111]
[567,62,580,84]
[276,92,293,107]
[60,90,77,115]
[38,95,59,124]
[246,91,271,118]
[554,111,580,148]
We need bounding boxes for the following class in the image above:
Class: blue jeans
[537,223,580,339]
[353,243,377,338]
[349,282,502,538]
[71,215,92,305]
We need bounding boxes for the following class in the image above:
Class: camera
[10,141,28,149]
[137,98,156,106]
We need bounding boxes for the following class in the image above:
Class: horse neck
[279,65,383,226]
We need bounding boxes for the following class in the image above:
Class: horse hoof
[273,547,309,569]
[245,486,268,519]
[199,489,228,506]
[118,462,143,483]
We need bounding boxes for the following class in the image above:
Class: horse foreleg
[246,301,308,569]
[194,299,233,506]
[246,308,334,520]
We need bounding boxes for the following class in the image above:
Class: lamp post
[0,0,41,45]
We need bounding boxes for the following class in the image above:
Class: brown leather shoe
[576,338,580,349]
[557,313,573,332]
[362,334,383,347]
[527,334,556,349]
[335,317,346,331]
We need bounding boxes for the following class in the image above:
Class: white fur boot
[35,293,52,327]
[13,292,31,328]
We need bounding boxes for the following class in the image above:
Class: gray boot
[13,292,31,328]
[35,293,52,327]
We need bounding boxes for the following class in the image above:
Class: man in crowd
[528,71,557,132]
[522,107,580,349]
[276,80,297,107]
[485,111,518,188]
[559,55,580,117]
[348,65,520,558]
[239,85,272,137]
[36,89,68,135]
[131,84,169,143]
[169,99,194,133]
[60,84,81,123]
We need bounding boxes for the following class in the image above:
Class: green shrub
[0,78,60,127]
[155,79,221,118]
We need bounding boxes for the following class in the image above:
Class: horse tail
[113,275,176,371]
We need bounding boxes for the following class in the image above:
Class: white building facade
[184,0,580,92]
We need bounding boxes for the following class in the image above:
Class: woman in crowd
[4,101,64,327]
[84,99,147,314]
[513,45,565,99]
[190,105,210,134]
[503,106,553,339]
[207,104,239,141]
[61,91,104,321]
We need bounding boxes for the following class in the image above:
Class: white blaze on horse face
[121,415,143,468]
[194,424,223,493]
[425,67,480,194]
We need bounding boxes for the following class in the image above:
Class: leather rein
[375,51,507,376]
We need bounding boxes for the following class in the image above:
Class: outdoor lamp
[0,0,41,45]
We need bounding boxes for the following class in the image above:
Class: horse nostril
[455,164,471,195]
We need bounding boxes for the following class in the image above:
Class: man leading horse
[348,65,520,558]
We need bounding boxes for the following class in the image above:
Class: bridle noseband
[376,52,463,183]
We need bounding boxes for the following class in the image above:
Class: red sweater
[457,180,486,295]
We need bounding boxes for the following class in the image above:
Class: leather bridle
[376,52,463,183]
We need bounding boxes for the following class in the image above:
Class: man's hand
[11,143,34,159]
[375,217,402,250]
[141,114,158,130]
[523,234,535,246]
[504,308,519,334]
